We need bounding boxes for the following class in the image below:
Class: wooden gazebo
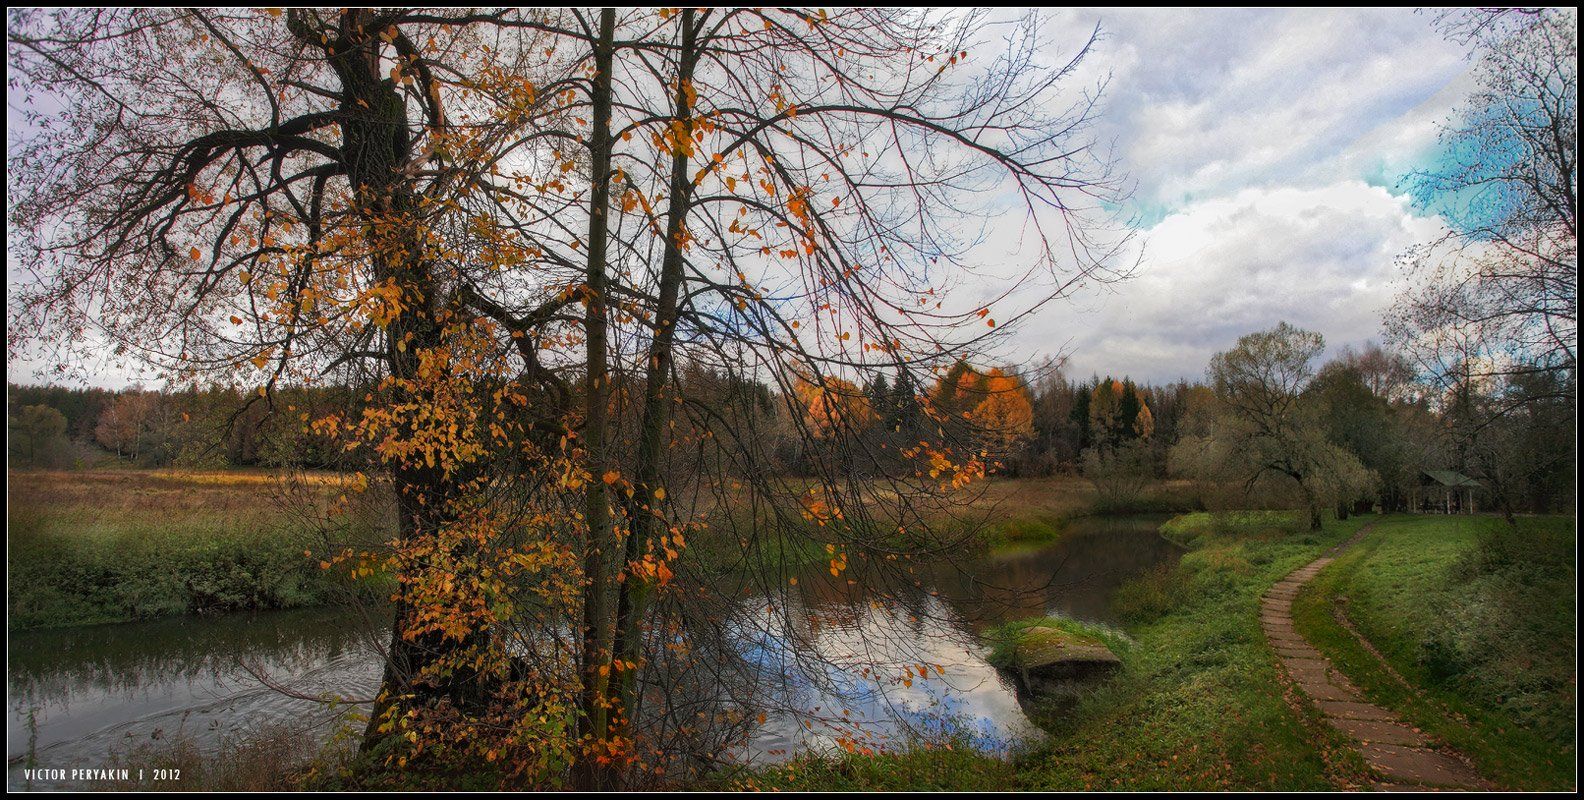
[1412,470,1480,514]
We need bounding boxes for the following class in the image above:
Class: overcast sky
[6,7,1477,389]
[1004,7,1473,384]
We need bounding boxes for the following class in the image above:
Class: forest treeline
[11,336,1572,516]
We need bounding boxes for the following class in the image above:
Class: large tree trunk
[573,9,619,790]
[309,10,486,752]
[608,11,699,776]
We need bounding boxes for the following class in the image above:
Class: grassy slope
[7,469,387,629]
[1291,514,1576,790]
[1012,511,1370,790]
[743,511,1377,790]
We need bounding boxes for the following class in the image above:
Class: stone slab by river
[7,514,1181,790]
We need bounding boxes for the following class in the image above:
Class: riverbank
[19,506,1567,790]
[741,511,1377,790]
[6,469,387,629]
[7,491,1179,791]
[1290,514,1576,790]
[973,476,1201,548]
[7,469,1191,629]
[744,512,1578,791]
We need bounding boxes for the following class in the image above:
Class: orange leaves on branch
[826,544,848,577]
[799,489,846,526]
[630,554,674,587]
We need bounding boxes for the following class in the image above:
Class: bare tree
[1389,8,1577,408]
[1386,9,1577,519]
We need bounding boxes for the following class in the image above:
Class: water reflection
[735,514,1181,764]
[6,607,384,790]
[6,515,1180,788]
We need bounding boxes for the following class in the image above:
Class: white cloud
[1018,181,1446,384]
[1028,8,1469,211]
[950,8,1478,384]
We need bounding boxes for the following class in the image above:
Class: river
[6,514,1181,790]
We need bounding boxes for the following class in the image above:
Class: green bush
[981,514,1066,548]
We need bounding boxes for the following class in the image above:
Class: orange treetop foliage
[969,368,1035,450]
[1134,399,1156,439]
[926,363,1034,457]
[793,374,875,438]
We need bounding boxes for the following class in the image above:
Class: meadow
[6,469,390,629]
[13,468,1573,792]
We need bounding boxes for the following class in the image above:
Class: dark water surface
[7,514,1180,789]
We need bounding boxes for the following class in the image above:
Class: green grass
[6,469,389,629]
[1158,509,1299,546]
[1290,514,1576,790]
[1010,511,1372,790]
[1107,561,1191,624]
[729,740,1018,791]
[979,513,1067,548]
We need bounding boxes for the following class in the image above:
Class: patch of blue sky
[1402,103,1542,240]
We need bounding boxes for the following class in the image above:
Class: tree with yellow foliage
[9,7,1128,788]
[927,362,1035,464]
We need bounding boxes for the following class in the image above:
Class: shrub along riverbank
[6,469,388,629]
[1290,514,1576,790]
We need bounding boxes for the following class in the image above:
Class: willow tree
[1173,322,1375,529]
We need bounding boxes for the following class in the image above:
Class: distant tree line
[6,383,357,469]
[15,330,1569,517]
